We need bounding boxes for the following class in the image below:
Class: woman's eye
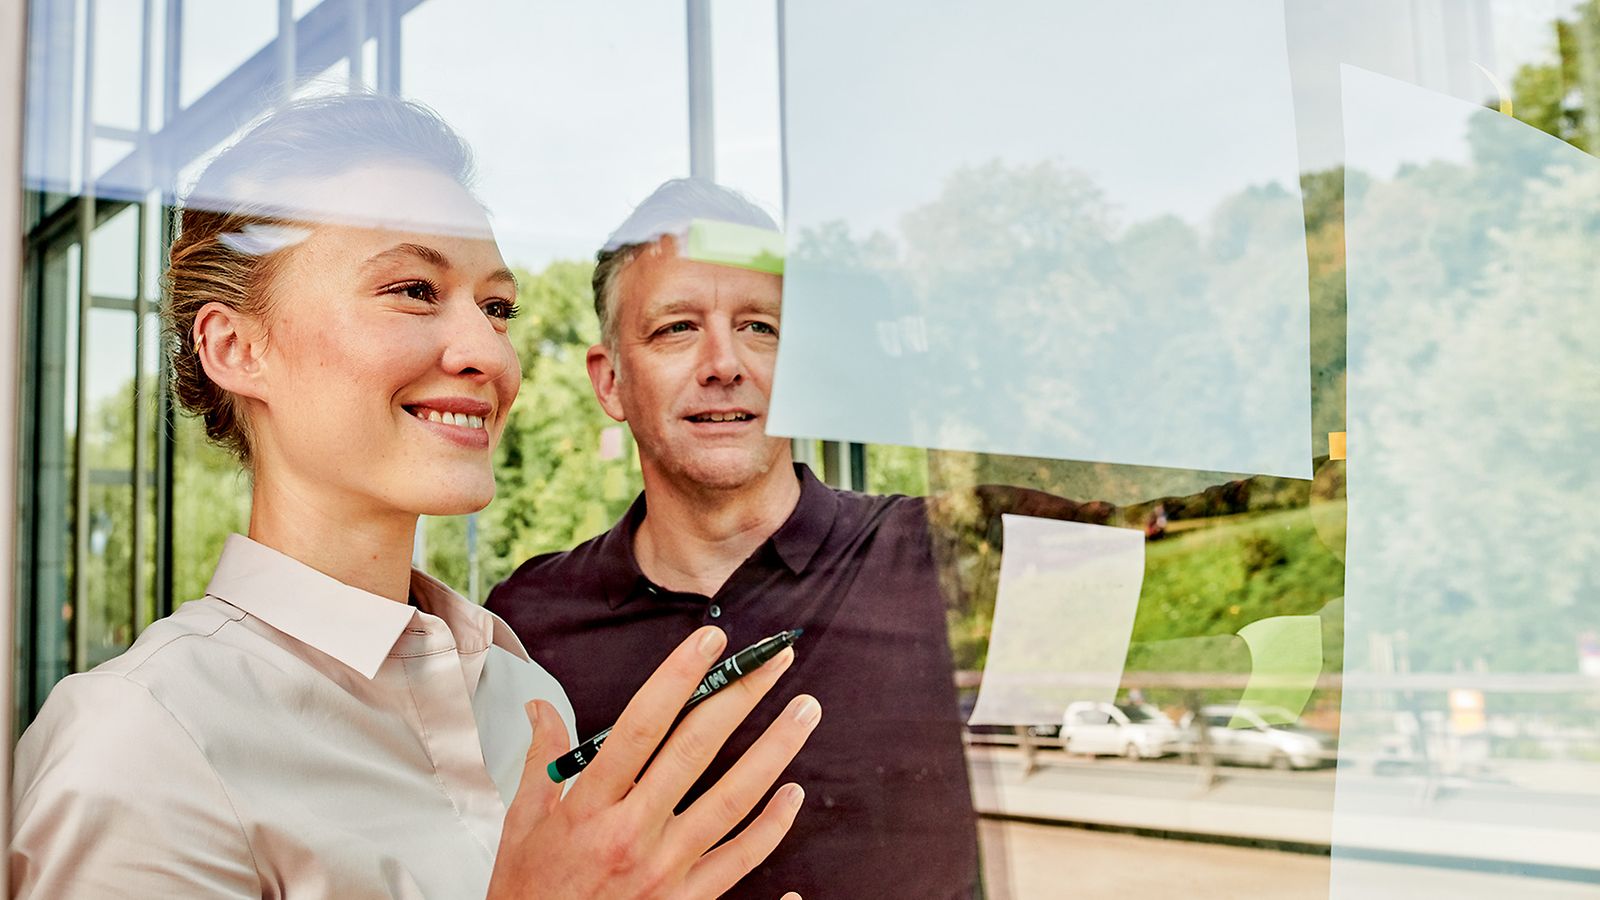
[388,280,439,303]
[484,300,520,321]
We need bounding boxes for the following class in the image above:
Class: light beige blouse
[10,534,577,898]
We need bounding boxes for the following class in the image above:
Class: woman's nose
[440,298,516,383]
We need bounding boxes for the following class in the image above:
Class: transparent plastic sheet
[1334,65,1600,896]
[770,0,1312,478]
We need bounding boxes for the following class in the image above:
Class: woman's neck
[246,467,417,604]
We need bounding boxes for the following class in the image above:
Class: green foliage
[426,260,643,595]
[865,444,929,497]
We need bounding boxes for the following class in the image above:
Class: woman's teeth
[412,408,485,429]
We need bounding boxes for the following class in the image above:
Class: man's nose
[696,325,744,386]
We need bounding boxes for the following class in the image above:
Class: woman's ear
[193,302,269,402]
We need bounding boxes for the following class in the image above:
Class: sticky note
[683,218,785,275]
[1231,615,1322,727]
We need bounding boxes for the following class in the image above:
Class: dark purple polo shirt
[488,464,979,899]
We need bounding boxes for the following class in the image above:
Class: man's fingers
[500,700,571,844]
[680,783,806,899]
[629,648,796,816]
[566,626,727,811]
[668,692,820,854]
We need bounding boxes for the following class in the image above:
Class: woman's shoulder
[92,596,249,676]
[18,598,250,762]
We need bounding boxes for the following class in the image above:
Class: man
[488,179,986,898]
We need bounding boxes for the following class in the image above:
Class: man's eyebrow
[361,242,451,273]
[643,298,700,319]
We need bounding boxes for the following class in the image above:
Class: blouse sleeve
[10,673,262,899]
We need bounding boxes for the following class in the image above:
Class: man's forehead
[633,264,783,314]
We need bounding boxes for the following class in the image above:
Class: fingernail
[782,783,805,808]
[771,647,796,673]
[791,696,821,728]
[523,699,539,733]
[697,627,725,660]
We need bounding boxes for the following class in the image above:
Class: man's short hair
[592,178,779,349]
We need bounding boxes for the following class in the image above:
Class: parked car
[1179,705,1337,770]
[1060,701,1180,759]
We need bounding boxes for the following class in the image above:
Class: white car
[1060,701,1180,760]
[1181,705,1337,770]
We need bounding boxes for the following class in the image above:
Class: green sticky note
[1231,615,1322,727]
[684,218,785,275]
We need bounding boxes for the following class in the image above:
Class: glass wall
[15,1,1600,896]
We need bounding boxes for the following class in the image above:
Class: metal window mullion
[161,0,182,148]
[348,0,367,89]
[375,0,401,96]
[128,0,156,637]
[71,0,99,673]
[277,0,296,99]
[130,200,149,634]
[153,203,176,620]
[686,0,715,181]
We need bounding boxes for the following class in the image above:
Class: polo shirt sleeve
[11,673,261,899]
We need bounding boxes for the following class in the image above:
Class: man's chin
[669,451,784,493]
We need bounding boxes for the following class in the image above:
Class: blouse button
[708,604,722,618]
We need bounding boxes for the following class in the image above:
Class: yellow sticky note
[1328,431,1347,461]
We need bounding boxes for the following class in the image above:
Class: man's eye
[747,321,778,336]
[659,322,694,335]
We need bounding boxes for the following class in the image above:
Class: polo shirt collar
[602,463,838,610]
[204,533,529,680]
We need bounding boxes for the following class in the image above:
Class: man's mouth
[405,405,486,430]
[686,412,756,423]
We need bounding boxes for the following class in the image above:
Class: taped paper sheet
[772,0,1312,477]
[968,516,1145,727]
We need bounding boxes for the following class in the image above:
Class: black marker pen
[547,628,804,784]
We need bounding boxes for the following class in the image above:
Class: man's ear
[193,302,270,403]
[585,343,627,423]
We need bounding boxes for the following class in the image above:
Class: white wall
[0,0,29,877]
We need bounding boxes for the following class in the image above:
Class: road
[978,819,1600,899]
[970,747,1600,897]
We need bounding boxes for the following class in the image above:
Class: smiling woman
[8,94,819,899]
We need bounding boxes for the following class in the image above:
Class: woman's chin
[408,483,495,517]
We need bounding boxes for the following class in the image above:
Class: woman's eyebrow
[361,242,451,274]
[362,243,517,291]
[487,267,518,291]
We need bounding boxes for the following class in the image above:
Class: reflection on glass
[1335,65,1600,894]
[772,0,1312,477]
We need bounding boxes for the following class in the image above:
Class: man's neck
[633,463,803,597]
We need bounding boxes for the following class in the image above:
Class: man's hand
[488,626,818,899]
